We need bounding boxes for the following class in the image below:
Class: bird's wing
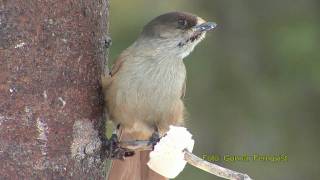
[101,51,129,89]
[181,77,186,99]
[110,50,130,76]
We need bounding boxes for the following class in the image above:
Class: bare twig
[120,140,253,180]
[184,149,252,180]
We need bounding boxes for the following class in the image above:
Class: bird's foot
[103,134,135,160]
[148,131,161,148]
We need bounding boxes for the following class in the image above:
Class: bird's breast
[114,57,186,113]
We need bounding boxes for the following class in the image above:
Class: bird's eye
[177,18,188,29]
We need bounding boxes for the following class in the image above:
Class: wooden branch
[120,140,253,180]
[1,0,109,178]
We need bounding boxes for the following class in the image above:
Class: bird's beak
[193,22,217,32]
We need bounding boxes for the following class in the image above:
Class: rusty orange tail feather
[107,130,167,180]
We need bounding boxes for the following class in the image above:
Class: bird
[102,11,216,180]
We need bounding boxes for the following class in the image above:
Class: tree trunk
[0,0,110,179]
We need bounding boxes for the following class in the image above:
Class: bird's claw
[148,132,161,148]
[103,134,135,160]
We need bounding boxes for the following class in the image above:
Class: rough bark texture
[0,0,110,179]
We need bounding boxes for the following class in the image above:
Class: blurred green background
[108,0,320,179]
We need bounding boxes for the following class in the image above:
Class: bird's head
[136,12,217,59]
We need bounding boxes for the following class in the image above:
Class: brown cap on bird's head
[137,12,217,58]
[142,12,216,38]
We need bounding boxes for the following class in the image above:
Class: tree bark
[0,0,110,179]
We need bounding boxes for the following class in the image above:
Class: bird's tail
[107,150,166,180]
[107,130,167,180]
